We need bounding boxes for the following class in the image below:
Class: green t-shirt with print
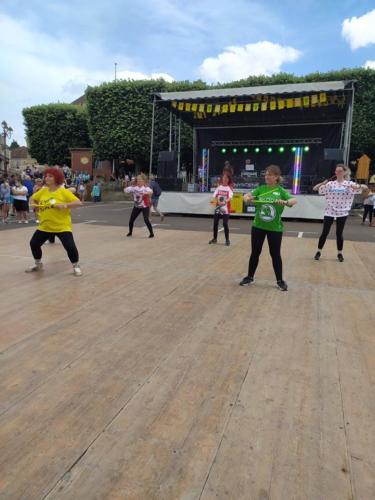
[251,185,292,232]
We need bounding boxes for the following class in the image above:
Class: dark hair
[44,167,65,185]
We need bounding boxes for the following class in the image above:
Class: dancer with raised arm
[313,164,367,262]
[124,174,154,238]
[239,165,297,291]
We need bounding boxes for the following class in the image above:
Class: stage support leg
[149,97,156,177]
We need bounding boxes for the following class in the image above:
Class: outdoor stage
[158,192,326,219]
[0,224,374,499]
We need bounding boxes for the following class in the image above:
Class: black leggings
[128,207,153,235]
[318,216,347,252]
[363,205,373,223]
[248,226,283,281]
[213,212,229,240]
[30,230,79,263]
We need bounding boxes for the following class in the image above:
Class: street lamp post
[1,120,13,176]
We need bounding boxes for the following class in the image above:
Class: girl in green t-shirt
[239,165,297,291]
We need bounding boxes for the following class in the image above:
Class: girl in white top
[313,164,367,262]
[208,173,233,246]
[124,174,154,238]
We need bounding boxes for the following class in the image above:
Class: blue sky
[1,0,375,145]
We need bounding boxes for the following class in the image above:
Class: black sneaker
[277,280,288,291]
[149,234,154,238]
[208,238,217,244]
[314,251,321,261]
[126,233,132,237]
[239,276,254,286]
[337,253,344,262]
[225,240,230,246]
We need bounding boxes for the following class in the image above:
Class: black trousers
[363,205,373,223]
[30,230,79,263]
[128,207,153,235]
[248,226,283,282]
[318,216,347,252]
[213,212,229,240]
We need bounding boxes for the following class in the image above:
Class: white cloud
[0,13,174,145]
[342,9,375,50]
[198,42,301,83]
[364,60,375,69]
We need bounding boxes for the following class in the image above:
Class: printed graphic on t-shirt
[259,204,276,222]
[36,197,56,212]
[134,194,143,207]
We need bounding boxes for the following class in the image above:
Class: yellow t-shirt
[32,186,79,233]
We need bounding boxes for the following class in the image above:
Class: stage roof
[153,81,353,102]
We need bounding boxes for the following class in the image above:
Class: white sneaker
[24,220,29,224]
[25,262,43,273]
[73,265,82,276]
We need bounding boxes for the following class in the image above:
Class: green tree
[23,104,91,165]
[9,140,20,150]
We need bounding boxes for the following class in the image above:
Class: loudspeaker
[158,150,177,178]
[324,148,343,161]
[158,151,177,162]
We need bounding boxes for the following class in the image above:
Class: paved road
[1,201,374,243]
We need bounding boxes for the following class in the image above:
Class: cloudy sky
[1,0,375,145]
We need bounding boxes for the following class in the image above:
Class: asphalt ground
[1,201,374,243]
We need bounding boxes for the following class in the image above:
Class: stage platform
[158,192,326,220]
[0,224,374,499]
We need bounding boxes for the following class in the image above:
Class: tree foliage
[23,104,91,165]
[9,140,20,150]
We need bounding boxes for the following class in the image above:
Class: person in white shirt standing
[313,164,367,262]
[12,178,29,223]
[208,173,233,246]
[124,174,154,238]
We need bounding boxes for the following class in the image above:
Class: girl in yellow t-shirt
[26,168,83,276]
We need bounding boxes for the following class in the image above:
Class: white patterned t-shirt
[319,180,361,217]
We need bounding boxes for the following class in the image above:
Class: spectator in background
[149,175,164,221]
[77,181,86,201]
[362,186,375,226]
[12,178,29,223]
[1,178,11,223]
[91,182,101,202]
[23,175,34,212]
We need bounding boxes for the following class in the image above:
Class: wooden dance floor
[0,225,374,499]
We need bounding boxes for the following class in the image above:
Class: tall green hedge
[23,104,91,165]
